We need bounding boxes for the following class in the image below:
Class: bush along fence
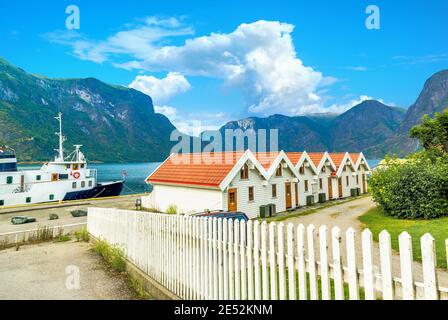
[87,208,448,300]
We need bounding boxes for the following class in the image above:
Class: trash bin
[259,205,268,218]
[318,193,326,203]
[306,195,315,206]
[268,204,276,216]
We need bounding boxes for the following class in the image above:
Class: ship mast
[54,112,66,162]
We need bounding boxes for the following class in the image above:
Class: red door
[228,188,237,212]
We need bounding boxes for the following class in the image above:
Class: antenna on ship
[54,112,66,162]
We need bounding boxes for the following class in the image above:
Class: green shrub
[74,228,89,242]
[369,156,448,219]
[93,240,126,272]
[165,204,178,215]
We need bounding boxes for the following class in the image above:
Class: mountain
[220,114,329,151]
[369,70,448,157]
[330,100,406,152]
[0,57,176,162]
[218,70,448,158]
[217,101,405,157]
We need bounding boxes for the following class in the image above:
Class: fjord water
[19,160,380,195]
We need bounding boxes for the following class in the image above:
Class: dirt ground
[0,241,138,300]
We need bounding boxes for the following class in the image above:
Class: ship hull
[63,181,124,201]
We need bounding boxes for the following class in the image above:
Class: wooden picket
[87,208,448,301]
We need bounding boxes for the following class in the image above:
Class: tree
[410,109,448,156]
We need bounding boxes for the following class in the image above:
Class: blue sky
[1,0,447,133]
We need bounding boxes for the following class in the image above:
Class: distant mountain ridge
[219,100,406,157]
[0,56,447,161]
[218,70,448,158]
[0,57,177,162]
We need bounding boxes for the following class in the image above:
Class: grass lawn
[359,207,448,269]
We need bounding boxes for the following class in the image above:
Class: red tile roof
[147,152,245,188]
[286,152,303,166]
[254,152,280,170]
[307,152,326,167]
[329,153,347,170]
[349,153,361,164]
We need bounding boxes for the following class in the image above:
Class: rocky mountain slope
[0,58,176,162]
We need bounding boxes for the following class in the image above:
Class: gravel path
[0,241,138,300]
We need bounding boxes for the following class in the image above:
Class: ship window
[26,197,31,203]
[81,164,85,168]
[73,164,79,171]
[66,164,71,169]
[51,173,58,181]
[36,175,41,181]
[81,181,85,188]
[49,194,54,201]
[72,182,77,189]
[0,200,4,206]
[88,180,93,187]
[59,174,68,180]
[6,176,13,184]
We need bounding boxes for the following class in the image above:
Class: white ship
[0,113,124,208]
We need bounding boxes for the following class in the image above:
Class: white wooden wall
[88,207,448,300]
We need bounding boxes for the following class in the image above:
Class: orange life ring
[73,172,81,179]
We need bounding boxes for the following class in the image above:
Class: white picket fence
[87,208,448,300]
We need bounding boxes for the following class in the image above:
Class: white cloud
[345,66,368,71]
[154,105,232,136]
[326,95,396,114]
[129,72,191,104]
[47,18,336,116]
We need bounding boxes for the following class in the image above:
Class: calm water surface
[19,159,380,195]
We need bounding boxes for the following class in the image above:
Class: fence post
[277,223,286,300]
[218,219,224,300]
[228,219,235,300]
[261,221,269,300]
[213,218,219,300]
[421,233,439,300]
[361,229,375,300]
[222,219,228,300]
[287,223,296,300]
[208,218,214,299]
[332,226,344,300]
[240,220,247,300]
[247,220,254,300]
[200,218,206,299]
[297,224,307,300]
[307,224,317,300]
[254,221,262,300]
[399,231,415,300]
[379,230,394,300]
[346,227,359,300]
[234,219,241,300]
[269,222,277,300]
[319,225,330,300]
